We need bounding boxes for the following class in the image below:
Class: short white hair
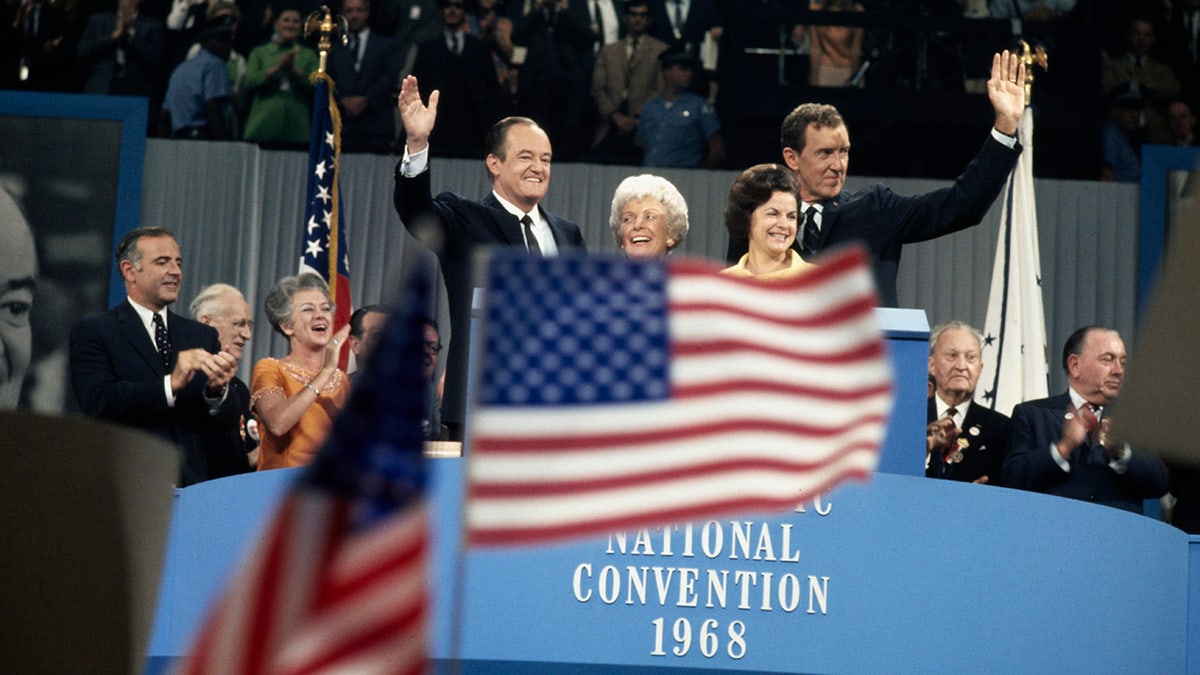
[608,174,689,251]
[189,283,245,320]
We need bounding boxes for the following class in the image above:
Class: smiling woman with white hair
[609,174,690,258]
[250,273,350,470]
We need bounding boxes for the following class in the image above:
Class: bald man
[0,188,36,409]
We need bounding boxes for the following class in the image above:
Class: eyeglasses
[627,9,650,17]
[424,341,444,353]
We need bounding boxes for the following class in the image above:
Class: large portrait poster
[0,93,146,413]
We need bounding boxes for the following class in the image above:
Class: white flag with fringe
[977,108,1048,416]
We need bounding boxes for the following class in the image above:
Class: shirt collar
[127,296,166,333]
[492,190,540,223]
[934,393,969,421]
[1067,387,1102,416]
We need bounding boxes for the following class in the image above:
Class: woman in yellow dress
[721,164,816,280]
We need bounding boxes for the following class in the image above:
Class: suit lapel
[117,301,166,374]
[479,192,527,247]
[817,196,841,249]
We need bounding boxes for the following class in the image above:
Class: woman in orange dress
[250,273,350,469]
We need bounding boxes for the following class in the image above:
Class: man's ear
[119,260,137,283]
[485,153,501,178]
[781,147,801,172]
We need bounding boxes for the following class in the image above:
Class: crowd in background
[4,0,1199,178]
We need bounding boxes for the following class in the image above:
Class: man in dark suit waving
[393,74,586,439]
[727,51,1027,307]
[69,227,238,486]
[1002,326,1168,514]
[925,321,1009,485]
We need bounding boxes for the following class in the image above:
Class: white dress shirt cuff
[1049,442,1070,472]
[991,127,1017,148]
[401,145,430,177]
[163,375,176,408]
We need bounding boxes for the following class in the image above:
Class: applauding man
[69,227,238,485]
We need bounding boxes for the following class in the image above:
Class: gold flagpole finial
[304,5,348,74]
[1015,40,1048,104]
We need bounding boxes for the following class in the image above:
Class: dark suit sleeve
[879,135,1021,245]
[366,39,401,110]
[125,17,164,80]
[394,162,489,259]
[1117,449,1169,499]
[1002,402,1067,492]
[76,14,115,60]
[69,318,172,422]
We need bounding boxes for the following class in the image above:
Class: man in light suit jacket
[589,0,668,162]
[726,51,1026,307]
[1002,326,1168,514]
[328,0,402,152]
[393,74,585,440]
[924,321,1010,485]
[69,227,238,486]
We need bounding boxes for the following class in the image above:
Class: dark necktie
[592,0,605,46]
[152,312,172,373]
[348,31,362,70]
[800,205,820,261]
[521,215,542,254]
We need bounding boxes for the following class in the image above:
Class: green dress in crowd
[242,41,319,144]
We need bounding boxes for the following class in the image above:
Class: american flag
[177,274,430,675]
[466,247,893,547]
[300,72,353,369]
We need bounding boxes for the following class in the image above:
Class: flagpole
[303,5,348,75]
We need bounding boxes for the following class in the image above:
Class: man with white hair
[190,283,258,477]
[925,321,1010,485]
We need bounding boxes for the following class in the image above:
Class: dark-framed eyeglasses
[424,341,444,353]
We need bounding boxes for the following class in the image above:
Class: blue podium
[147,310,1199,673]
